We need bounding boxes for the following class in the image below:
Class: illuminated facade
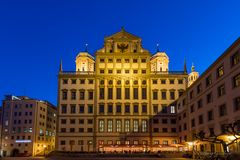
[176,38,240,152]
[1,95,57,157]
[57,28,197,152]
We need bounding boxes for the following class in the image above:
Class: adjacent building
[57,28,198,152]
[1,95,57,157]
[176,38,240,152]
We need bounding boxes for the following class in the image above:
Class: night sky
[0,0,240,105]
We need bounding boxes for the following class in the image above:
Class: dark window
[153,119,159,124]
[208,110,214,121]
[190,105,195,113]
[189,90,194,99]
[178,79,183,84]
[197,83,202,94]
[171,119,176,124]
[80,91,85,100]
[87,128,93,132]
[100,59,105,63]
[80,79,85,84]
[142,80,146,85]
[108,88,113,99]
[88,79,94,84]
[218,84,225,97]
[162,105,167,114]
[178,90,184,97]
[133,88,138,99]
[191,119,195,127]
[61,128,66,132]
[161,91,166,100]
[61,119,66,124]
[142,70,146,74]
[125,104,130,113]
[70,128,75,133]
[197,99,203,109]
[116,105,121,113]
[133,59,138,63]
[88,91,93,100]
[162,128,168,132]
[231,51,240,66]
[198,115,204,124]
[79,128,84,132]
[233,97,240,111]
[61,105,67,114]
[70,119,75,124]
[142,105,147,113]
[88,105,93,113]
[152,79,158,84]
[79,105,84,113]
[108,70,113,74]
[100,70,104,74]
[99,88,104,99]
[133,70,138,74]
[219,104,227,117]
[153,105,158,114]
[133,104,139,113]
[153,91,158,100]
[207,92,213,103]
[125,88,130,99]
[171,128,177,133]
[162,119,168,124]
[142,88,147,99]
[108,104,113,113]
[117,70,121,74]
[169,79,174,84]
[161,79,166,84]
[99,104,104,113]
[62,91,67,100]
[206,75,212,87]
[141,59,146,63]
[170,91,175,100]
[63,79,68,84]
[116,88,121,99]
[70,105,76,114]
[71,79,76,84]
[153,128,159,133]
[87,119,93,124]
[79,119,84,124]
[60,140,66,145]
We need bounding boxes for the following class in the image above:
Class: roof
[105,27,141,41]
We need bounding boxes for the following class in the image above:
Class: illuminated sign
[15,140,32,143]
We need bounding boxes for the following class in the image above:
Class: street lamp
[88,141,92,153]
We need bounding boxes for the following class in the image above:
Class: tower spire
[85,43,88,52]
[184,58,187,74]
[191,62,195,72]
[59,59,63,72]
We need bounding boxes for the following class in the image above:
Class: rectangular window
[142,104,147,113]
[217,65,224,78]
[197,99,203,109]
[153,105,158,114]
[169,79,174,84]
[63,79,68,84]
[170,106,175,113]
[161,91,166,100]
[133,88,138,99]
[142,88,147,99]
[178,79,183,84]
[161,105,167,114]
[108,104,113,113]
[117,70,121,74]
[99,88,104,99]
[116,59,121,63]
[99,104,104,114]
[125,59,129,63]
[88,105,93,113]
[116,88,121,99]
[125,88,130,99]
[99,120,104,132]
[191,119,195,127]
[100,59,105,63]
[116,104,121,113]
[125,104,130,113]
[107,120,113,132]
[108,59,113,63]
[219,104,227,117]
[70,105,76,114]
[218,84,225,97]
[190,105,195,113]
[233,73,240,88]
[88,91,93,100]
[197,84,202,94]
[71,91,76,100]
[153,91,158,100]
[207,92,213,103]
[133,59,138,63]
[100,69,104,74]
[233,97,240,111]
[88,79,94,84]
[80,91,85,100]
[161,79,166,84]
[170,91,175,100]
[124,120,130,132]
[80,79,85,84]
[142,120,147,132]
[125,70,130,74]
[133,120,139,132]
[61,105,67,114]
[108,88,113,99]
[79,105,84,113]
[152,79,158,84]
[133,104,139,113]
[141,59,146,63]
[116,120,122,132]
[162,128,168,133]
[142,70,146,74]
[208,110,214,121]
[133,70,138,74]
[231,51,240,66]
[198,115,204,124]
[206,75,212,87]
[62,91,67,100]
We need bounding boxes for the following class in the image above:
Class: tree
[193,120,240,153]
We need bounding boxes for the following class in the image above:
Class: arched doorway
[11,148,19,157]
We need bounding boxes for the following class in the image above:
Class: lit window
[116,120,122,132]
[142,120,147,132]
[99,120,104,132]
[107,120,113,132]
[233,73,240,88]
[133,120,139,132]
[217,65,224,78]
[124,120,130,132]
[170,106,175,113]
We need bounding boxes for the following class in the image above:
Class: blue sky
[0,0,239,105]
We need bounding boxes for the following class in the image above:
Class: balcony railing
[59,71,186,75]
